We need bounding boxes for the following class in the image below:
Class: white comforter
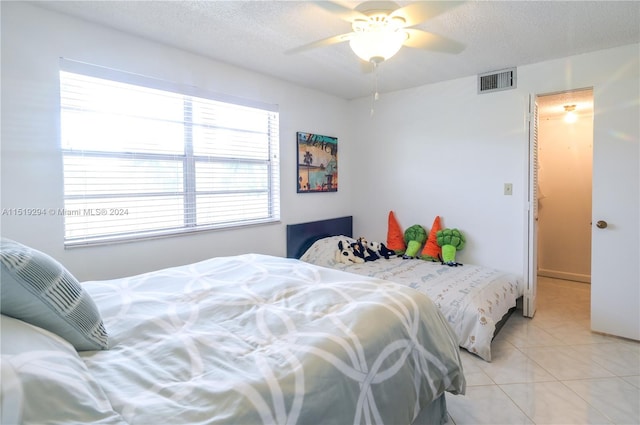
[80,254,465,424]
[301,237,524,361]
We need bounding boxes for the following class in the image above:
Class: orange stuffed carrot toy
[386,211,406,254]
[421,215,443,261]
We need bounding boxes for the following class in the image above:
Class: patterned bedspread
[301,237,524,361]
[80,254,465,425]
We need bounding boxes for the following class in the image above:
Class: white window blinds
[59,61,280,247]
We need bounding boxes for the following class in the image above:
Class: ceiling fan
[286,1,466,64]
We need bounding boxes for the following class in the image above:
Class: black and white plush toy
[335,237,394,264]
[355,237,380,262]
[335,239,364,264]
[366,240,396,259]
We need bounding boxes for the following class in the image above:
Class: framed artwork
[296,132,338,193]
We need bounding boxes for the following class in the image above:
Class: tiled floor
[445,276,640,425]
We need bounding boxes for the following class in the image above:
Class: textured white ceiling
[32,1,640,100]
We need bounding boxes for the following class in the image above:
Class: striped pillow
[0,238,108,351]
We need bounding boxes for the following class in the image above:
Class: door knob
[596,220,608,229]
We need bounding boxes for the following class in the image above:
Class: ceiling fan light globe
[349,30,406,62]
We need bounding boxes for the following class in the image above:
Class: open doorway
[533,88,594,310]
[525,88,594,317]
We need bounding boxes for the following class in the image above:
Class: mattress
[301,236,524,361]
[76,254,465,424]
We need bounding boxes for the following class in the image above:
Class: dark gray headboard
[286,216,353,259]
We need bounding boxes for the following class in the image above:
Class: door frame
[525,88,595,319]
[523,94,538,317]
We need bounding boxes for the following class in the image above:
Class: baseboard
[538,269,591,283]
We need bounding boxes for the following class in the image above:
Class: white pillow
[0,238,108,350]
[0,315,125,425]
[300,235,354,267]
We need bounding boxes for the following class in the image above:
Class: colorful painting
[297,132,338,193]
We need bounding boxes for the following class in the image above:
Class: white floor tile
[457,351,496,385]
[563,377,640,425]
[499,323,565,348]
[500,381,612,424]
[477,348,556,385]
[622,375,640,389]
[544,324,618,345]
[569,342,640,376]
[459,349,489,371]
[519,345,615,380]
[462,369,495,386]
[446,386,533,425]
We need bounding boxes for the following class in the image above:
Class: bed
[287,216,524,362]
[0,237,465,425]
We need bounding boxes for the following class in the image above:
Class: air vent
[478,67,517,94]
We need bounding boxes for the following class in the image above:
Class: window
[59,61,280,247]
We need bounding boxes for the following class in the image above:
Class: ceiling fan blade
[390,1,466,27]
[313,1,369,22]
[285,32,355,55]
[403,29,465,54]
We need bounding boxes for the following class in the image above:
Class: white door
[524,95,538,318]
[590,87,640,340]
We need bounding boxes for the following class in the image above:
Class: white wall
[537,112,593,282]
[1,2,354,280]
[348,44,639,281]
[348,76,528,274]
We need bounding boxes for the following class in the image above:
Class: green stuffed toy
[402,224,427,259]
[436,228,465,266]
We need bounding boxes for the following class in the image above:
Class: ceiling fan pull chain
[374,60,380,100]
[371,60,380,116]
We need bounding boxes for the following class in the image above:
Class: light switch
[504,183,513,196]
